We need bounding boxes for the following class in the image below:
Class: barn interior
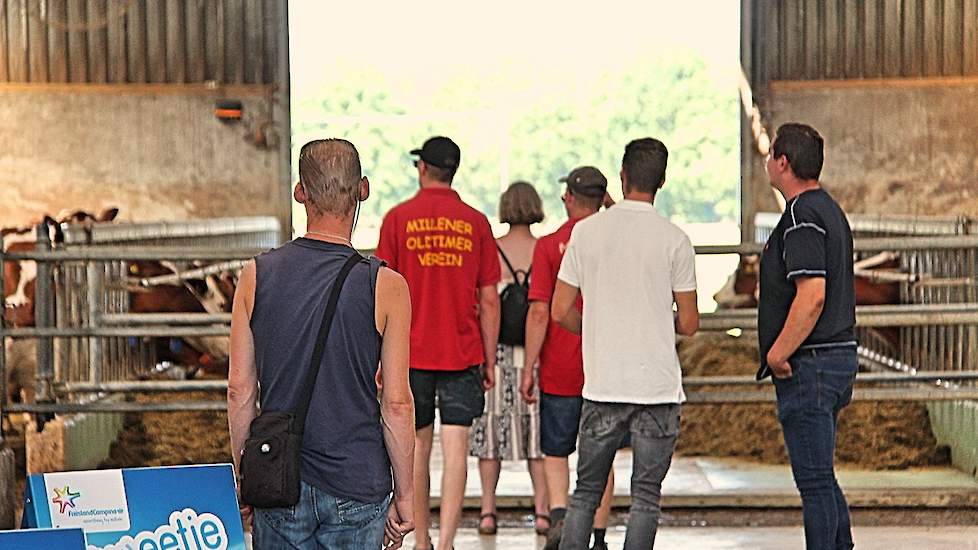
[1,1,977,548]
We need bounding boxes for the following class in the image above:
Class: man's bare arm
[767,277,826,377]
[478,284,500,389]
[551,279,582,334]
[673,290,700,337]
[227,260,259,475]
[376,267,415,539]
[520,300,549,403]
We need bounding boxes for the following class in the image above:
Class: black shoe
[543,519,564,550]
[590,541,609,550]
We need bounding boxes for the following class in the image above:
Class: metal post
[34,224,55,402]
[87,261,103,383]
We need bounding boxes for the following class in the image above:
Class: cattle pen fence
[1,213,977,475]
[0,217,280,433]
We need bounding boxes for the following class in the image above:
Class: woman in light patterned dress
[469,181,549,536]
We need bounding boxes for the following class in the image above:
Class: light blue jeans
[253,481,390,549]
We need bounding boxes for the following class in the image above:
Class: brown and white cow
[127,260,238,377]
[714,252,904,353]
[714,253,902,310]
[3,209,119,404]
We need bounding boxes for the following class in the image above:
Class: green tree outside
[292,52,738,234]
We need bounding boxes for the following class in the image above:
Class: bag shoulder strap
[496,243,530,286]
[295,252,362,434]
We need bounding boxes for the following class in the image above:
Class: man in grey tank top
[229,139,416,549]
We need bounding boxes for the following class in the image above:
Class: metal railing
[0,217,279,422]
[5,214,978,415]
[748,213,978,395]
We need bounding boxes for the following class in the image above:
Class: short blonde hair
[499,181,544,225]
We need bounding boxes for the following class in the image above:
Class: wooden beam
[106,0,126,82]
[66,0,87,82]
[943,0,964,75]
[46,0,69,82]
[863,0,881,78]
[7,0,29,82]
[204,0,223,82]
[963,0,978,74]
[125,0,146,83]
[224,0,244,84]
[185,0,205,82]
[165,0,184,83]
[145,0,165,83]
[882,0,902,77]
[243,0,262,84]
[0,81,274,95]
[86,0,107,83]
[922,0,943,76]
[771,75,978,91]
[27,0,49,82]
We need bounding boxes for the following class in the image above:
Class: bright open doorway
[288,1,741,310]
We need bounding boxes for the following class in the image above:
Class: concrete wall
[0,84,291,231]
[748,78,978,220]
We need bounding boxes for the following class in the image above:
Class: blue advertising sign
[0,527,87,549]
[22,464,246,550]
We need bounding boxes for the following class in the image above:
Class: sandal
[534,513,551,535]
[478,512,498,535]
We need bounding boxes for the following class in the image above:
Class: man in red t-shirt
[375,136,501,550]
[520,166,616,550]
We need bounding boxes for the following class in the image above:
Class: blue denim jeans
[773,347,857,550]
[253,481,390,549]
[559,400,680,550]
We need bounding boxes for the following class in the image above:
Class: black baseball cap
[411,136,461,169]
[559,166,608,198]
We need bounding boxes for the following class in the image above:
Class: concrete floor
[445,450,978,507]
[240,432,978,548]
[401,526,978,549]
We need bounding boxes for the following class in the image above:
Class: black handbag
[239,253,361,508]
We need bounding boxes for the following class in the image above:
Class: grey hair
[298,139,362,216]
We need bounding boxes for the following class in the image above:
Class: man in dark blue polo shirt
[756,123,856,550]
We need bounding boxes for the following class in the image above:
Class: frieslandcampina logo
[88,508,229,550]
[51,485,81,514]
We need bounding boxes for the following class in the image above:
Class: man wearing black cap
[520,166,617,550]
[376,136,501,550]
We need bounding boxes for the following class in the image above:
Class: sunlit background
[288,0,742,310]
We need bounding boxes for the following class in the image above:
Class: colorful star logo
[51,485,81,514]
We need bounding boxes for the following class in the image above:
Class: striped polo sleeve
[783,197,827,281]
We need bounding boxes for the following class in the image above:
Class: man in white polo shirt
[551,137,699,550]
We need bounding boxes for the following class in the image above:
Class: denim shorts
[539,392,584,457]
[410,365,485,429]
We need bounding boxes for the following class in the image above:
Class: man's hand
[384,496,415,549]
[767,351,793,379]
[239,503,254,531]
[482,364,495,391]
[520,368,537,404]
[235,484,253,531]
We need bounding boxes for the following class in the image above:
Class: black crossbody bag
[239,253,361,508]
